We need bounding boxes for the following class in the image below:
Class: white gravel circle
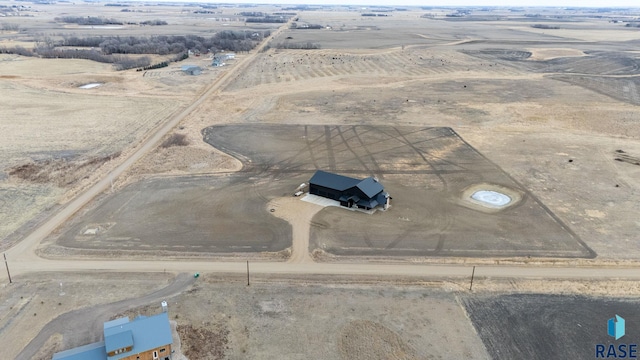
[79,83,102,89]
[471,190,511,207]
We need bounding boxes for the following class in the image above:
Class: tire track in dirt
[336,126,372,175]
[305,125,320,170]
[371,127,448,191]
[269,128,325,176]
[404,129,474,172]
[324,126,337,171]
[350,126,384,178]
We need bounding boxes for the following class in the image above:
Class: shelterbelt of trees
[0,31,269,70]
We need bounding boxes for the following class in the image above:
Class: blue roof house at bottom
[52,312,173,360]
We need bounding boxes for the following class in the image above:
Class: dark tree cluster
[238,11,265,17]
[0,30,265,71]
[140,20,168,26]
[291,23,323,29]
[274,41,320,49]
[61,32,263,55]
[137,61,168,71]
[55,16,124,26]
[531,24,560,29]
[0,45,32,56]
[34,46,151,70]
[56,16,167,26]
[246,16,288,23]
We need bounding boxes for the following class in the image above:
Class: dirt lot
[463,294,640,360]
[45,124,592,259]
[8,272,640,360]
[48,175,292,257]
[0,56,183,249]
[3,272,490,360]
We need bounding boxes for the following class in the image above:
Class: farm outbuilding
[309,170,390,211]
[181,65,202,75]
[212,56,226,67]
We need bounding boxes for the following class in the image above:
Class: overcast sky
[188,1,638,7]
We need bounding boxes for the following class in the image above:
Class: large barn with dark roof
[308,170,390,211]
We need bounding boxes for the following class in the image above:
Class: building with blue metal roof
[308,170,391,211]
[52,341,106,360]
[52,312,173,360]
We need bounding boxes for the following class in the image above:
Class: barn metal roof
[355,177,384,198]
[105,329,133,353]
[310,170,384,199]
[53,312,172,360]
[105,313,172,360]
[309,170,361,191]
[52,341,106,360]
[104,317,129,330]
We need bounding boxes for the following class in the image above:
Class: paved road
[16,273,195,360]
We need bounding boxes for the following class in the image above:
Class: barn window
[153,350,158,359]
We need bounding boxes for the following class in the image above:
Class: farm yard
[46,124,591,259]
[1,3,640,360]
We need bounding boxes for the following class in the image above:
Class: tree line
[55,16,125,26]
[61,32,266,55]
[273,41,320,50]
[55,16,168,26]
[0,31,266,70]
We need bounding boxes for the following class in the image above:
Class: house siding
[119,344,172,360]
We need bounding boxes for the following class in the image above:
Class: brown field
[0,2,276,248]
[2,3,640,359]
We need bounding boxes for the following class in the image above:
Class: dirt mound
[8,153,118,187]
[338,320,423,360]
[177,323,229,360]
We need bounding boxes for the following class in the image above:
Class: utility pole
[246,261,250,286]
[469,266,476,291]
[4,253,12,284]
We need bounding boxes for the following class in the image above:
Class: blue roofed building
[52,342,106,360]
[52,312,173,360]
[308,170,391,211]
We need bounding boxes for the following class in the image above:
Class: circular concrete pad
[460,183,523,213]
[471,190,512,207]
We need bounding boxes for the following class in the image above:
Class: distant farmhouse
[52,310,173,360]
[211,56,225,67]
[212,53,235,67]
[309,170,390,211]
